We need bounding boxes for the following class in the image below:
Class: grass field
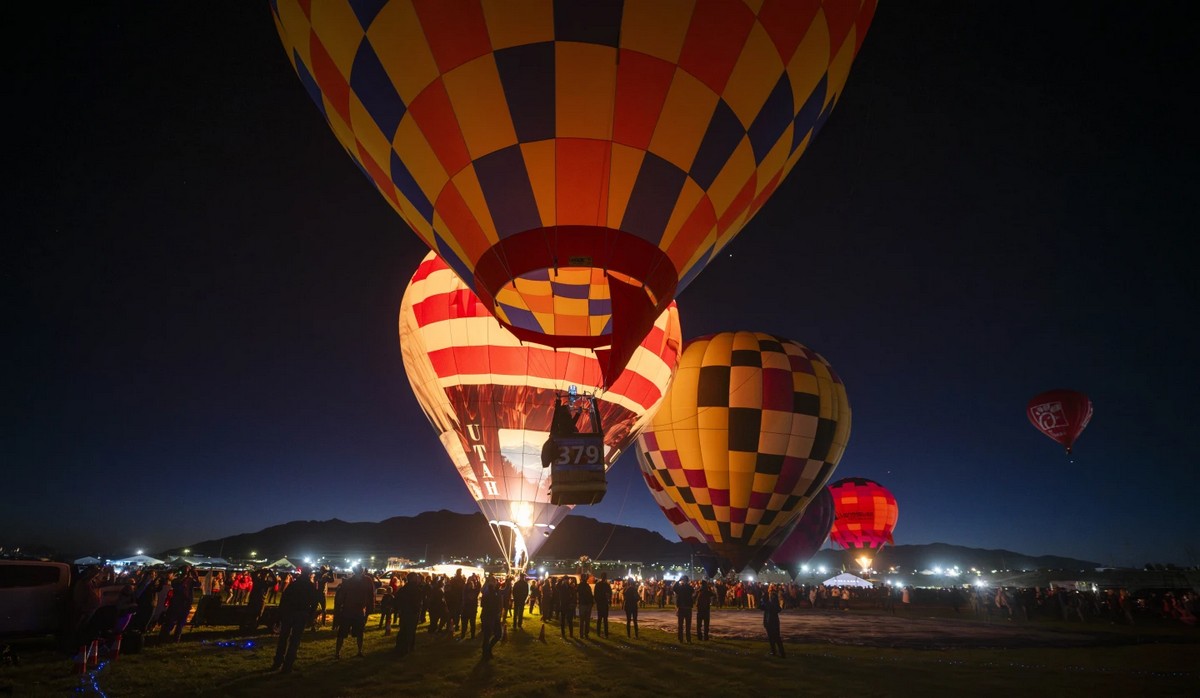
[3,608,1197,697]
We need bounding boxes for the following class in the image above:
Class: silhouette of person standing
[594,573,612,638]
[272,571,320,673]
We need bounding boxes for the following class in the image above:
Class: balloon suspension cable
[593,473,632,561]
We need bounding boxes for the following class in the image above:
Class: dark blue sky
[7,2,1197,566]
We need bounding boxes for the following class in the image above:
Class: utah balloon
[273,0,877,379]
[399,252,681,569]
[827,477,897,551]
[1027,389,1093,455]
[636,331,850,572]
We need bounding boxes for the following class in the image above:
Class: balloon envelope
[399,253,681,567]
[637,331,851,571]
[770,486,835,574]
[828,477,897,551]
[635,449,705,545]
[274,0,877,372]
[1027,389,1093,454]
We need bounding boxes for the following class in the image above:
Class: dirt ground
[633,608,1121,649]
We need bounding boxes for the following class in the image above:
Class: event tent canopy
[822,573,873,588]
[111,554,165,567]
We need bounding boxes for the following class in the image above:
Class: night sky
[8,2,1198,566]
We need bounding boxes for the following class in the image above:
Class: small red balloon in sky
[1027,389,1093,455]
[828,478,898,551]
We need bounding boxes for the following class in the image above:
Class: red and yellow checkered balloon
[273,0,876,372]
[636,331,850,571]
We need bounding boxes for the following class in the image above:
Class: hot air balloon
[769,486,835,577]
[828,477,897,573]
[635,449,705,545]
[273,0,877,378]
[399,252,681,570]
[1027,389,1093,455]
[637,331,851,571]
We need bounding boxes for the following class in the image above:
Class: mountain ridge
[179,510,1102,571]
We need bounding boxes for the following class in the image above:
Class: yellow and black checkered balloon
[636,331,850,571]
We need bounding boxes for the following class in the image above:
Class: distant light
[818,567,827,575]
[933,567,943,575]
[136,550,144,555]
[183,549,190,555]
[800,565,809,573]
[975,578,987,588]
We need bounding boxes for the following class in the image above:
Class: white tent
[73,556,103,565]
[111,554,165,567]
[822,572,873,588]
[267,558,299,570]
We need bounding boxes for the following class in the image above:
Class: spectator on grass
[272,571,321,674]
[696,579,714,640]
[499,576,512,624]
[673,576,694,643]
[313,566,334,627]
[578,574,594,639]
[479,576,503,661]
[461,574,480,639]
[594,573,611,638]
[335,567,374,659]
[512,574,529,629]
[394,573,422,657]
[528,578,541,616]
[559,577,578,638]
[160,566,200,642]
[623,578,640,638]
[446,569,465,634]
[763,586,785,658]
[426,577,448,633]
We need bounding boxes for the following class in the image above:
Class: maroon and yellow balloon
[274,0,877,377]
[1027,389,1093,455]
[828,477,897,552]
[399,252,681,568]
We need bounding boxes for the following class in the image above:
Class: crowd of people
[65,562,1198,674]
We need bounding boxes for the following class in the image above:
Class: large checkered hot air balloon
[636,331,850,571]
[1027,389,1093,455]
[399,252,681,570]
[828,477,897,552]
[273,0,877,379]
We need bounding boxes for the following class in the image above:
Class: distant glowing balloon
[399,252,681,569]
[273,0,878,377]
[1027,389,1093,455]
[637,331,851,571]
[828,477,897,552]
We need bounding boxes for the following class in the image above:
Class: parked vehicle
[0,560,71,638]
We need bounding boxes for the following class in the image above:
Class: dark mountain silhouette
[180,511,1102,572]
[181,510,694,564]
